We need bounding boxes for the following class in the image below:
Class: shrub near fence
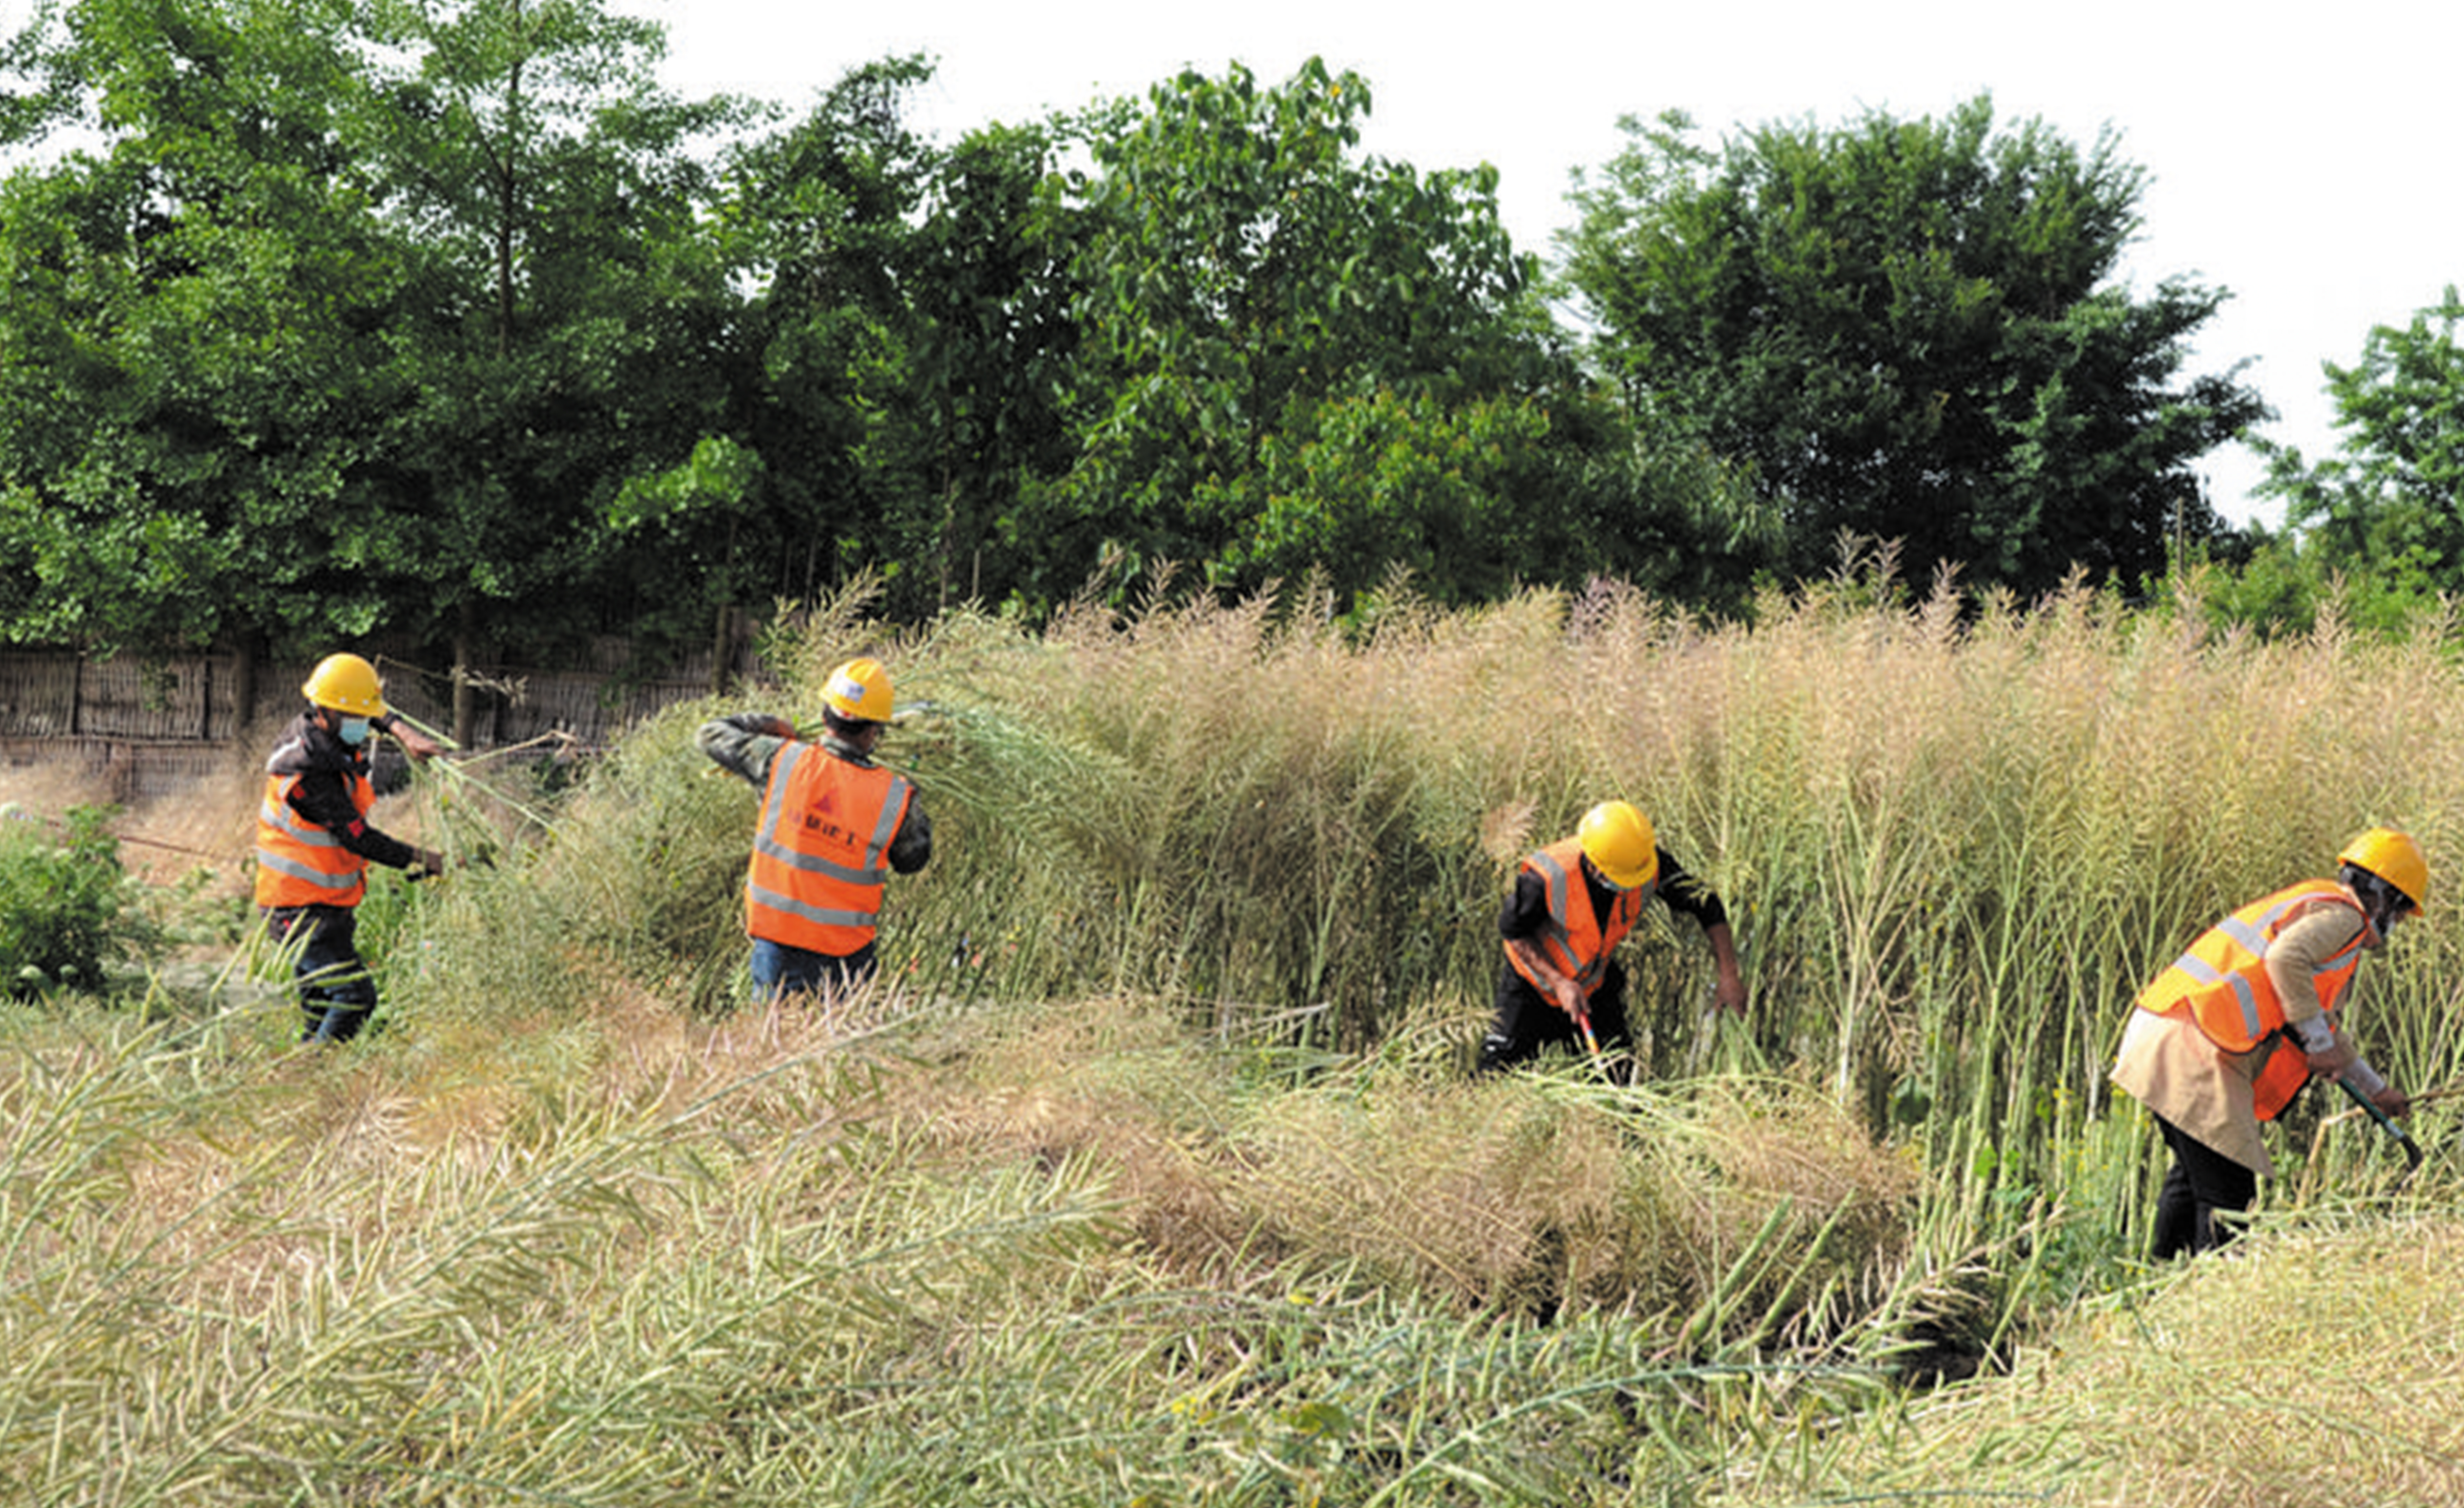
[0,641,751,803]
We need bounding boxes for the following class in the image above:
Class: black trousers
[264,904,379,1044]
[2151,1114,2258,1260]
[1477,957,1629,1074]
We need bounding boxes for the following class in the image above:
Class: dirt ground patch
[2,750,261,893]
[0,727,463,905]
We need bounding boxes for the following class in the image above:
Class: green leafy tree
[2253,286,2464,601]
[601,433,769,687]
[1562,97,2266,598]
[0,0,755,732]
[1208,386,1776,611]
[693,55,937,625]
[703,60,1085,624]
[345,0,752,727]
[622,57,1081,647]
[1219,390,1557,604]
[888,117,1084,615]
[1012,59,1564,606]
[0,0,418,653]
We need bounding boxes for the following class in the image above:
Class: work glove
[2302,1038,2358,1080]
[2367,1084,2412,1118]
[407,849,450,881]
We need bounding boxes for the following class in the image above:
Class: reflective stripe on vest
[1505,838,1649,998]
[253,769,375,908]
[2136,880,2367,1053]
[743,741,913,956]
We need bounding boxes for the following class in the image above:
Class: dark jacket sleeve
[887,797,932,875]
[285,765,421,870]
[1500,869,1549,939]
[1654,847,1730,933]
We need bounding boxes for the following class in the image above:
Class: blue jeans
[749,937,877,1002]
[264,905,379,1043]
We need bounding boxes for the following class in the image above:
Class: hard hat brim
[1598,858,1659,891]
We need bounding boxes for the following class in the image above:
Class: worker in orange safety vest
[1477,799,1746,1077]
[2112,827,2426,1258]
[698,657,933,1000]
[254,652,448,1043]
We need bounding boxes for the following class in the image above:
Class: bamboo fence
[0,640,747,803]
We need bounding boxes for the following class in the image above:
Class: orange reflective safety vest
[253,769,376,909]
[744,741,915,957]
[1504,837,1651,999]
[2135,880,2371,1121]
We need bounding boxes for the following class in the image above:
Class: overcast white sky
[623,0,2458,530]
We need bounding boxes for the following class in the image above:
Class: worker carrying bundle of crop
[2112,827,2426,1258]
[253,652,448,1044]
[1476,798,1746,1077]
[698,657,933,1001]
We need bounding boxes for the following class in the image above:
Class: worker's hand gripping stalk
[2339,1076,2426,1181]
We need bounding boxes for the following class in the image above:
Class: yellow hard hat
[1576,800,1659,890]
[2338,826,2427,912]
[820,658,893,723]
[301,653,387,717]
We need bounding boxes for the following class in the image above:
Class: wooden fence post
[231,640,256,740]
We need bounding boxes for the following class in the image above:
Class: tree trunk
[228,630,258,740]
[453,604,477,750]
[710,601,735,697]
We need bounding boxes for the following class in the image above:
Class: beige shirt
[2111,904,2374,1176]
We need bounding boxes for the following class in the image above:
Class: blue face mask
[337,716,372,746]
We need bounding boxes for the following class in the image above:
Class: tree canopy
[2260,287,2464,580]
[0,0,755,687]
[2187,286,2464,637]
[1558,96,2267,599]
[0,10,2306,675]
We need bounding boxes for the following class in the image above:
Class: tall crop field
[4,562,2460,1504]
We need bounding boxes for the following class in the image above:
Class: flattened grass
[1726,1212,2464,1507]
[1,992,1927,1504]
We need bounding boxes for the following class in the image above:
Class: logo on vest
[800,786,861,849]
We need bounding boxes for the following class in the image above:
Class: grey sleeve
[696,715,787,788]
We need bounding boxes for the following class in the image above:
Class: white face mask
[337,716,373,746]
